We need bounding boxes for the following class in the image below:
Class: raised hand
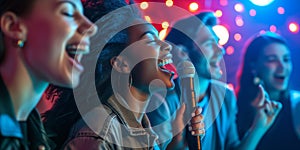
[251,85,282,130]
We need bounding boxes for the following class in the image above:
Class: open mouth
[158,58,178,79]
[65,44,90,72]
[210,60,220,68]
[274,75,286,82]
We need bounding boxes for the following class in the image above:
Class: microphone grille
[177,61,195,78]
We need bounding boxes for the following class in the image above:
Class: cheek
[258,64,274,80]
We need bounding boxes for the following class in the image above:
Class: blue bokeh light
[250,0,274,6]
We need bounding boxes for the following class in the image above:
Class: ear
[0,12,27,41]
[110,56,131,73]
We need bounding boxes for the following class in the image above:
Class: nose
[277,59,285,72]
[78,16,98,37]
[160,40,172,52]
[214,43,225,56]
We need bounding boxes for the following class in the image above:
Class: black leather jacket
[0,76,52,150]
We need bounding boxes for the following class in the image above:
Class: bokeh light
[213,25,230,45]
[259,30,266,34]
[189,2,199,12]
[161,21,169,29]
[226,46,235,55]
[159,29,168,40]
[140,2,149,10]
[215,10,223,17]
[234,3,244,12]
[289,22,299,33]
[144,16,151,23]
[166,0,173,7]
[277,7,285,14]
[227,83,234,90]
[234,33,242,41]
[249,9,256,16]
[270,25,277,32]
[235,16,244,27]
[220,0,228,6]
[250,0,274,6]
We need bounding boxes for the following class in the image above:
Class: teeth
[66,45,89,54]
[75,54,83,63]
[158,58,173,67]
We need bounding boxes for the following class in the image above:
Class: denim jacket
[64,95,160,150]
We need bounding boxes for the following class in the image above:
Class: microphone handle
[180,77,201,150]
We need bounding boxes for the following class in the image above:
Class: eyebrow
[57,0,77,10]
[139,31,158,39]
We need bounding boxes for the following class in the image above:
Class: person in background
[147,11,282,150]
[0,0,96,149]
[236,31,300,150]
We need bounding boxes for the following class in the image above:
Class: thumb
[173,103,186,132]
[252,84,266,108]
[177,103,186,117]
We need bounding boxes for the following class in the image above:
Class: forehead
[127,22,158,41]
[33,0,83,13]
[263,43,290,56]
[195,25,216,43]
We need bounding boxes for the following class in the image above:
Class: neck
[118,86,150,123]
[0,46,48,121]
[195,76,210,102]
[267,89,282,101]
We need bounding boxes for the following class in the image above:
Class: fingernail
[191,112,195,117]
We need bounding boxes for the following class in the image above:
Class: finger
[271,101,283,116]
[264,100,274,116]
[252,84,266,108]
[189,122,205,131]
[190,114,204,124]
[38,145,46,150]
[192,107,203,117]
[179,103,186,114]
[191,128,205,136]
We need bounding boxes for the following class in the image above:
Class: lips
[274,75,286,83]
[66,43,90,72]
[158,58,178,79]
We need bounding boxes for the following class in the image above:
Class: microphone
[177,61,201,150]
[177,61,196,108]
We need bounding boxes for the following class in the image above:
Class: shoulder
[210,80,236,102]
[290,90,300,99]
[64,105,121,148]
[210,80,237,114]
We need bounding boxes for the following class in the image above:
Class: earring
[252,70,261,85]
[17,40,25,48]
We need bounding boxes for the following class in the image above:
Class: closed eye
[62,12,74,17]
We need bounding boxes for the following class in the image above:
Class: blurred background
[132,0,300,91]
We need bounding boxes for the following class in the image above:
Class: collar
[105,95,158,137]
[0,75,23,138]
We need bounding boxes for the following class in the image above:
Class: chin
[274,85,288,91]
[51,75,80,89]
[166,80,175,90]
